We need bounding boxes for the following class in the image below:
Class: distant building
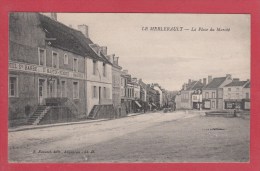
[108,54,123,117]
[139,79,147,103]
[178,79,204,109]
[147,84,160,110]
[120,70,134,114]
[223,80,250,110]
[202,74,232,110]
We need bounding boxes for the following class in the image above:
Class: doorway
[47,78,57,98]
[38,78,46,105]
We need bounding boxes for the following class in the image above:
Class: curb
[8,112,145,132]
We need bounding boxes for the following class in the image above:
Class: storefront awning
[135,101,142,108]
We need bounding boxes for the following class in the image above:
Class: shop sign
[9,61,84,80]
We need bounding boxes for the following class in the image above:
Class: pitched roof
[203,77,226,89]
[185,81,204,91]
[38,14,112,64]
[225,81,248,87]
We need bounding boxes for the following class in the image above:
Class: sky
[57,13,250,90]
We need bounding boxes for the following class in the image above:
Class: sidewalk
[8,111,145,132]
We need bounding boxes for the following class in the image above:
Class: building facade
[223,80,250,110]
[9,13,114,126]
[110,55,123,116]
[202,74,233,110]
[9,13,88,126]
[178,80,204,109]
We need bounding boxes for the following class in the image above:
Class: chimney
[188,79,191,84]
[41,13,57,21]
[183,83,187,90]
[100,46,107,56]
[115,57,119,65]
[199,79,202,83]
[203,78,207,86]
[233,78,240,82]
[123,70,128,74]
[78,24,89,38]
[208,75,213,84]
[226,74,232,79]
[51,13,57,21]
[105,54,113,63]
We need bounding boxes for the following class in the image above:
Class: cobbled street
[8,111,249,163]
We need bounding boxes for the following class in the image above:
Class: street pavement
[8,110,249,162]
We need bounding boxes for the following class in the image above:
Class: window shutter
[92,86,94,98]
[107,88,110,99]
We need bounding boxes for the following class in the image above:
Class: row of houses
[8,13,171,126]
[175,75,250,110]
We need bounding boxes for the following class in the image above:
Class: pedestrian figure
[234,109,237,117]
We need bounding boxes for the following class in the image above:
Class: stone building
[146,84,160,110]
[223,79,250,110]
[120,70,134,115]
[178,79,204,109]
[109,54,123,117]
[202,74,233,110]
[8,13,113,126]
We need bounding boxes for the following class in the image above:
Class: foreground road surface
[8,111,249,162]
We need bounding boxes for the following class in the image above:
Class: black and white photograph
[8,13,250,163]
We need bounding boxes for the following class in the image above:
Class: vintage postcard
[7,13,251,163]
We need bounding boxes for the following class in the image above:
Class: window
[52,52,59,68]
[93,86,97,98]
[73,58,78,72]
[64,54,68,65]
[246,93,249,99]
[73,82,79,99]
[61,81,67,97]
[103,87,106,98]
[228,88,231,91]
[93,60,97,75]
[212,101,215,108]
[205,92,209,99]
[121,78,124,86]
[106,88,110,99]
[103,63,106,77]
[9,76,18,97]
[38,48,46,66]
[212,92,215,98]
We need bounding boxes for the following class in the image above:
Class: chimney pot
[100,46,107,56]
[208,75,213,84]
[203,78,207,86]
[78,24,89,38]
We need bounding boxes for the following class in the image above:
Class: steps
[88,105,116,119]
[87,105,102,119]
[27,106,51,125]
